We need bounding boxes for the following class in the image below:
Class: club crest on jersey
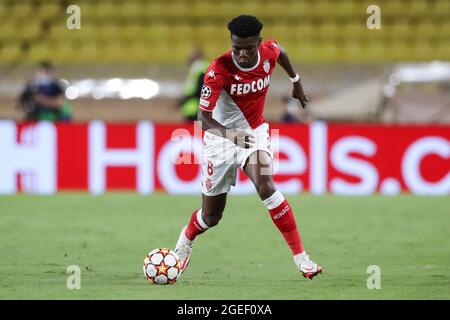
[201,85,212,98]
[263,59,270,73]
[230,75,270,96]
[207,70,216,79]
[205,178,212,191]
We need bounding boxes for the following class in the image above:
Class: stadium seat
[217,2,242,16]
[26,43,52,64]
[37,2,61,19]
[412,40,436,61]
[334,1,358,18]
[0,0,446,65]
[0,2,6,18]
[168,24,195,43]
[285,2,313,18]
[310,0,333,18]
[383,0,404,16]
[145,1,167,18]
[367,41,390,62]
[390,21,412,38]
[435,41,450,60]
[147,24,171,43]
[98,24,124,43]
[10,3,33,19]
[341,40,364,62]
[52,42,78,64]
[291,23,315,43]
[19,21,41,41]
[126,42,152,64]
[0,44,23,64]
[316,22,340,40]
[440,20,450,37]
[415,20,439,38]
[93,1,118,20]
[408,0,429,16]
[434,0,450,15]
[265,2,287,16]
[119,1,143,19]
[0,19,18,42]
[340,22,366,40]
[314,41,340,62]
[270,23,291,44]
[239,1,264,17]
[385,40,410,62]
[164,1,191,19]
[291,42,316,63]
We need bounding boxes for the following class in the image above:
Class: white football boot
[294,252,322,280]
[174,226,194,277]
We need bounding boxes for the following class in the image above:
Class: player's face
[231,35,261,68]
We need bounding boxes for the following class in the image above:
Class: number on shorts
[207,160,214,176]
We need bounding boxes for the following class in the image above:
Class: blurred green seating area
[0,0,449,65]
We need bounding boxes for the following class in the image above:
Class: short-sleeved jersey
[198,39,281,130]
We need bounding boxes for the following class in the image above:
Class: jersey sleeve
[198,62,226,112]
[263,39,281,61]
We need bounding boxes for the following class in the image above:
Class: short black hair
[39,60,53,71]
[227,15,263,38]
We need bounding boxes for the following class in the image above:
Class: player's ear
[258,37,262,46]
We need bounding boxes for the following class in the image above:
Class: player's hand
[229,129,255,149]
[292,82,310,109]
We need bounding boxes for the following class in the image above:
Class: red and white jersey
[198,39,281,130]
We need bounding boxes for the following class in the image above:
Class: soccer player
[174,15,322,279]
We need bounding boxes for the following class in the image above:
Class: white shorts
[201,123,273,196]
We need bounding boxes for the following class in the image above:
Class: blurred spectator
[177,48,209,122]
[281,96,314,123]
[17,61,72,122]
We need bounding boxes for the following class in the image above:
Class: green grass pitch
[0,193,449,299]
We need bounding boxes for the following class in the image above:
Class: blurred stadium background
[0,1,449,300]
[0,0,449,196]
[0,0,449,123]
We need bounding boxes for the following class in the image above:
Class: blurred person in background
[177,48,209,121]
[17,61,72,122]
[281,96,314,123]
[281,96,301,123]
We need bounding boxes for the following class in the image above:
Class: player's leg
[174,193,228,274]
[180,192,227,243]
[175,130,236,275]
[243,150,303,254]
[243,150,322,279]
[174,193,226,274]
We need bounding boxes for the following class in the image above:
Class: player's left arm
[276,46,310,109]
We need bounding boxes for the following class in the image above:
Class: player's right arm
[197,63,254,148]
[197,110,254,148]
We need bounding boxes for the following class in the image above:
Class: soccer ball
[143,248,181,285]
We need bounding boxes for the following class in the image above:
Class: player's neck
[232,51,260,71]
[245,56,258,68]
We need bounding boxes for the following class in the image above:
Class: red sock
[184,209,209,241]
[264,191,304,255]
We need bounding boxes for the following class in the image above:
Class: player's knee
[202,210,223,227]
